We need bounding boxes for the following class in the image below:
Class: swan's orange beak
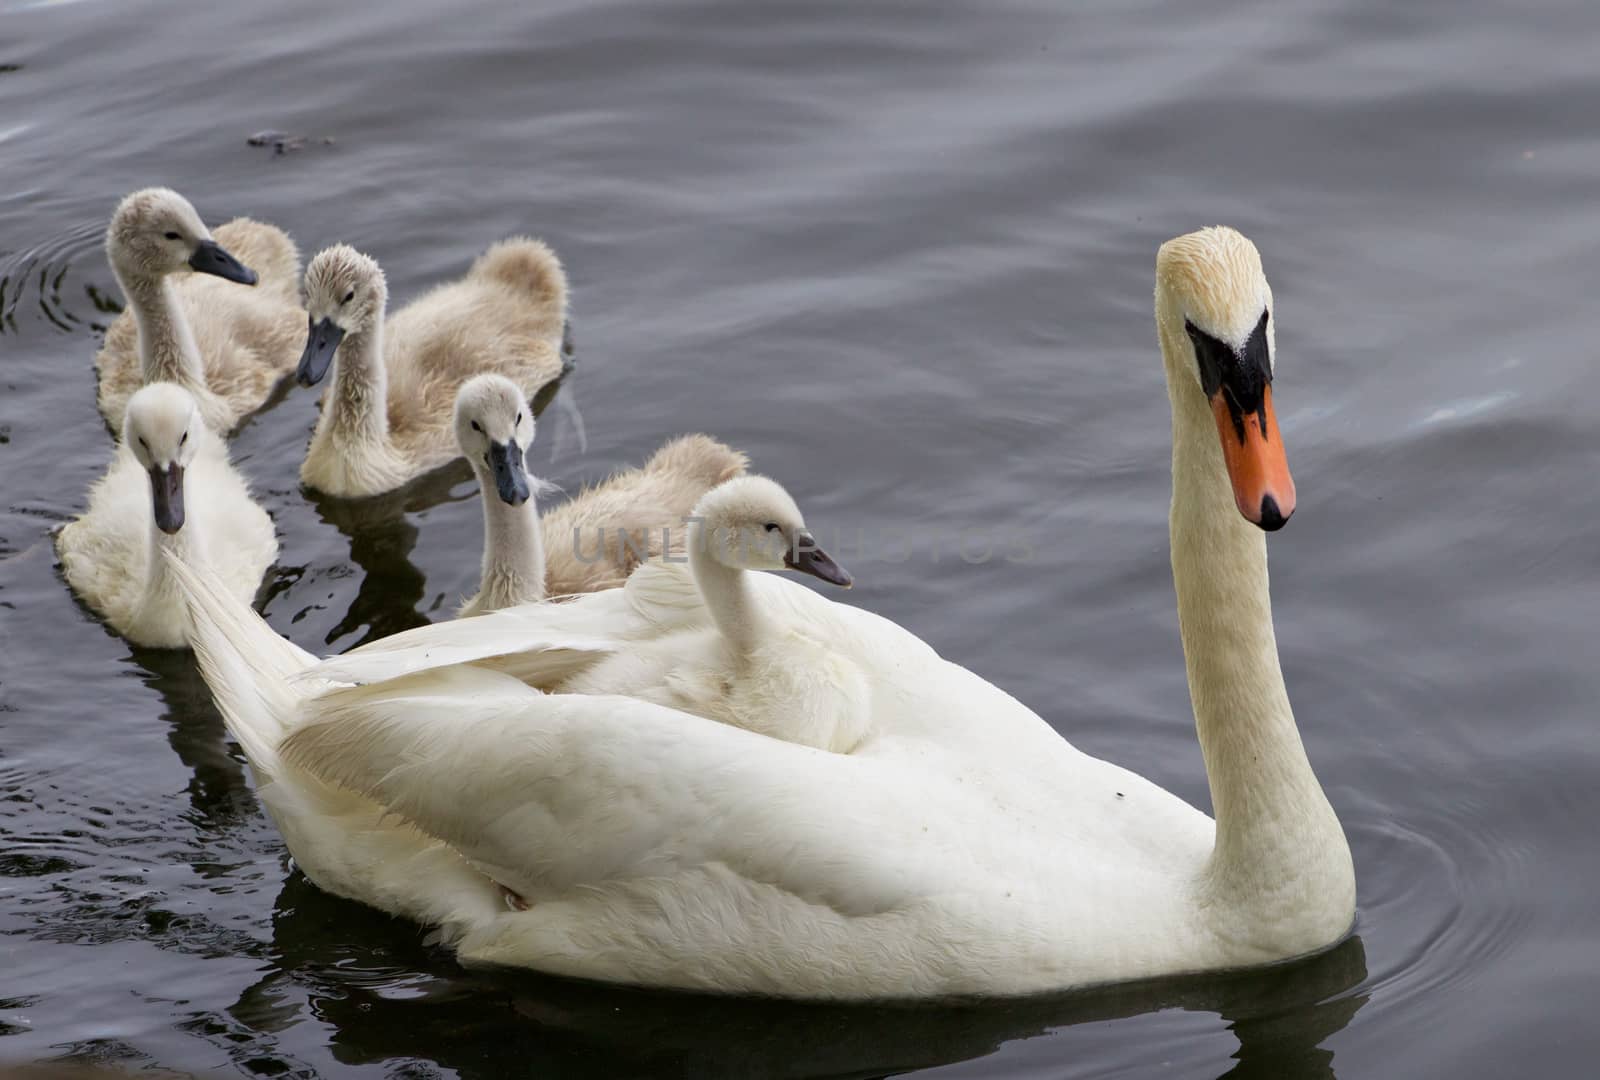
[1211,384,1295,531]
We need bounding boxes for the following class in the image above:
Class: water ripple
[1351,804,1539,1026]
[0,217,111,338]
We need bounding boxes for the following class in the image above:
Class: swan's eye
[138,436,148,449]
[470,420,482,433]
[179,431,188,446]
[763,522,780,533]
[341,290,355,305]
[163,231,181,241]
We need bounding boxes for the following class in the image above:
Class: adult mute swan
[451,374,748,615]
[96,188,305,433]
[177,226,1353,999]
[295,242,569,498]
[58,383,277,649]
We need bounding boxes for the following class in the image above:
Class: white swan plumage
[451,374,748,615]
[57,382,277,649]
[175,226,1353,999]
[296,241,570,498]
[95,188,304,433]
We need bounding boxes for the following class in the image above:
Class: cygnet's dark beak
[188,238,258,285]
[784,531,853,588]
[487,438,531,506]
[148,463,186,534]
[297,317,346,387]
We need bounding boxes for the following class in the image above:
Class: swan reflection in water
[224,871,1367,1080]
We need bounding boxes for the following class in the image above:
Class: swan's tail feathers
[165,551,315,776]
[472,238,568,317]
[644,434,750,491]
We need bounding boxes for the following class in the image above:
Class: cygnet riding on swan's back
[175,226,1353,1000]
[57,383,277,649]
[95,188,305,433]
[452,373,751,614]
[295,241,570,498]
[551,475,865,751]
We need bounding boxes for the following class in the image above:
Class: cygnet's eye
[179,431,188,446]
[763,522,780,533]
[163,231,181,241]
[341,290,355,305]
[138,436,149,450]
[515,412,523,425]
[470,420,482,433]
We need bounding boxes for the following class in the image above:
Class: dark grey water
[1,0,1596,1075]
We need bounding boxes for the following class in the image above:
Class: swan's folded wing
[623,559,710,629]
[305,559,912,690]
[301,591,634,686]
[280,665,955,916]
[309,637,612,689]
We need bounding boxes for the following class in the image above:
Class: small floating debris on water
[246,130,337,155]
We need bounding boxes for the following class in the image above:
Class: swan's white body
[58,384,277,649]
[298,242,570,498]
[176,227,1354,999]
[95,189,304,433]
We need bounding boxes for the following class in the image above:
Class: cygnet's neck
[474,464,546,607]
[118,269,205,396]
[316,323,391,448]
[690,526,767,658]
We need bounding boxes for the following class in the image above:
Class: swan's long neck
[690,528,765,659]
[474,470,546,607]
[1161,326,1351,923]
[119,271,205,395]
[315,323,391,449]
